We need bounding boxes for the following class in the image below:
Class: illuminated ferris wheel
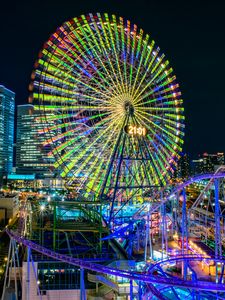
[31,13,185,206]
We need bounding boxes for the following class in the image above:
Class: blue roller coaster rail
[3,170,225,300]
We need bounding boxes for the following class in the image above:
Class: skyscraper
[191,158,204,175]
[174,153,191,179]
[191,152,225,175]
[16,104,55,177]
[202,152,224,173]
[0,85,15,179]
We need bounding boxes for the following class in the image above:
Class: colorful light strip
[31,13,185,198]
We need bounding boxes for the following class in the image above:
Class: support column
[214,179,221,283]
[149,214,153,259]
[99,204,102,253]
[80,268,86,300]
[26,247,31,300]
[138,280,142,300]
[12,242,18,300]
[161,195,168,259]
[128,221,133,258]
[53,200,56,251]
[144,205,150,261]
[181,188,188,280]
[30,252,42,300]
[130,279,133,300]
[1,239,12,300]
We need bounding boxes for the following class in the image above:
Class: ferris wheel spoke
[36,104,115,112]
[131,44,158,103]
[43,128,79,146]
[39,54,113,100]
[33,87,110,104]
[130,121,157,186]
[103,14,127,94]
[59,114,124,176]
[40,113,110,137]
[135,105,184,114]
[97,14,127,95]
[133,66,173,104]
[49,137,80,157]
[44,110,114,154]
[72,15,124,96]
[135,107,184,135]
[130,29,147,96]
[134,111,181,169]
[135,110,183,151]
[128,23,138,94]
[130,33,150,97]
[135,89,181,108]
[134,113,170,184]
[76,121,123,191]
[39,66,112,102]
[38,113,74,122]
[118,17,129,92]
[60,30,122,97]
[131,117,163,185]
[133,76,176,106]
[49,45,106,90]
[89,13,126,94]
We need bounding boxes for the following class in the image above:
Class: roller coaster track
[138,172,225,217]
[105,172,225,239]
[191,166,225,210]
[148,254,225,272]
[6,229,225,292]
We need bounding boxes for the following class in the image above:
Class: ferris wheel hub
[124,101,134,116]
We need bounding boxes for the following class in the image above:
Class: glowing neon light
[31,13,185,196]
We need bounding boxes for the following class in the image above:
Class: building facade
[202,152,224,172]
[0,85,15,179]
[191,152,224,175]
[16,104,55,177]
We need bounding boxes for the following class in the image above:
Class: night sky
[0,0,225,157]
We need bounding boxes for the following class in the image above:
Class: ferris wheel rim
[31,13,185,197]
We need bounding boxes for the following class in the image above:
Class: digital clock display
[124,125,147,136]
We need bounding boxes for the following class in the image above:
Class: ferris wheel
[31,13,185,206]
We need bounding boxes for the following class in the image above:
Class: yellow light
[124,125,147,136]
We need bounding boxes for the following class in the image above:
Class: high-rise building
[174,153,191,179]
[0,85,15,179]
[202,152,224,173]
[191,158,204,175]
[16,104,55,177]
[191,152,224,175]
[216,152,225,166]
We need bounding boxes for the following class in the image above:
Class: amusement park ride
[1,13,225,300]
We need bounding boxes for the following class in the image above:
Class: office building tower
[191,158,204,175]
[16,104,55,177]
[0,85,15,179]
[174,153,191,179]
[202,152,224,173]
[216,152,224,166]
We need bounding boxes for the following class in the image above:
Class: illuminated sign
[7,174,35,180]
[124,125,147,136]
